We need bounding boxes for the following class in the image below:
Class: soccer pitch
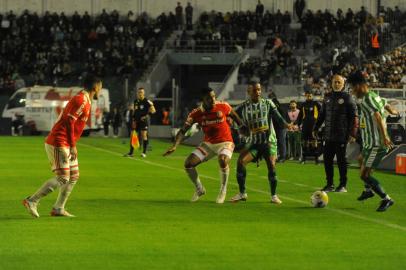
[0,136,405,270]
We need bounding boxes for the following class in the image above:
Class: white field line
[79,143,406,232]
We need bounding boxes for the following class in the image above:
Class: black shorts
[136,121,148,131]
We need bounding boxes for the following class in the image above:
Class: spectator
[175,2,183,29]
[294,0,306,21]
[102,110,110,137]
[136,36,145,52]
[124,104,134,137]
[256,1,264,17]
[287,100,301,160]
[185,2,193,29]
[111,107,122,138]
[247,28,258,48]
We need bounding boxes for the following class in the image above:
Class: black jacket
[315,91,358,142]
[297,100,321,131]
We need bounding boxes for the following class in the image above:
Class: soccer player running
[22,74,102,218]
[230,82,293,204]
[348,70,394,212]
[163,87,247,204]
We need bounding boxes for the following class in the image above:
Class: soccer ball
[311,191,329,208]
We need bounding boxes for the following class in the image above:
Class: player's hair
[137,87,145,91]
[347,70,367,85]
[290,100,297,104]
[83,74,102,91]
[248,80,260,87]
[200,87,214,99]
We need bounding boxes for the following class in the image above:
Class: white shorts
[45,143,79,175]
[192,141,235,162]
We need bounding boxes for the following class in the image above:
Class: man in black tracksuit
[297,90,321,164]
[314,75,358,192]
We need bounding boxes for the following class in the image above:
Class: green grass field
[0,136,405,270]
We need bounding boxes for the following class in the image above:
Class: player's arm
[365,95,392,147]
[269,100,292,130]
[163,122,192,156]
[148,100,156,114]
[374,112,393,148]
[66,106,80,160]
[384,104,399,116]
[314,100,325,133]
[66,117,78,161]
[66,96,86,160]
[228,109,249,135]
[140,101,156,121]
[347,96,358,142]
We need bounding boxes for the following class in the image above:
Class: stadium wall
[4,0,406,18]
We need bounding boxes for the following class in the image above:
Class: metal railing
[166,39,250,53]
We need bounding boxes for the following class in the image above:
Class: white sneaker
[229,193,248,202]
[22,198,39,218]
[141,153,147,158]
[50,208,75,217]
[216,192,227,204]
[271,195,282,204]
[191,186,206,202]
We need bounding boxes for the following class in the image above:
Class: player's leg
[52,158,79,217]
[357,148,375,201]
[360,148,394,211]
[124,130,135,157]
[185,144,212,202]
[214,142,235,204]
[23,144,70,218]
[264,144,282,204]
[321,141,335,192]
[357,151,372,196]
[230,148,254,202]
[140,129,148,157]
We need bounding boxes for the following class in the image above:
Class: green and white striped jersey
[358,90,387,149]
[236,98,281,144]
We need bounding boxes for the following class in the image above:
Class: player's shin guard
[53,180,77,210]
[365,176,387,199]
[185,167,202,190]
[236,165,247,194]
[29,176,66,202]
[268,171,278,196]
[219,166,230,194]
[143,140,148,154]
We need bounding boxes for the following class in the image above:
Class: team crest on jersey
[140,105,144,109]
[338,98,344,104]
